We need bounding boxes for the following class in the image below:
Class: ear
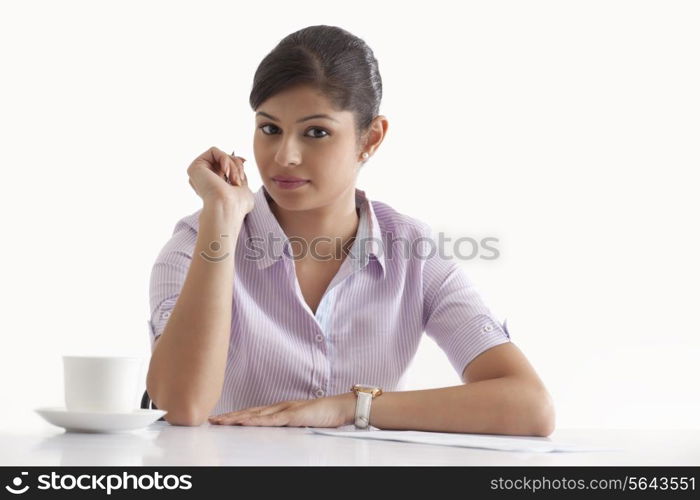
[359,115,389,158]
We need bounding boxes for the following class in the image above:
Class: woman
[146,25,555,436]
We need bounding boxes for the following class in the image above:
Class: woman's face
[253,84,364,211]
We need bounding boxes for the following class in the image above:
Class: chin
[265,181,314,209]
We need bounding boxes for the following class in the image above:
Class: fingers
[235,156,245,185]
[196,146,232,166]
[238,160,246,185]
[227,154,246,186]
[231,149,247,185]
[209,401,291,425]
[225,156,236,185]
[226,149,237,185]
[203,146,234,182]
[257,402,291,416]
[239,412,291,427]
[209,405,266,424]
[205,146,228,167]
[196,146,247,187]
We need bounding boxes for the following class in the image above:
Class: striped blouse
[148,185,511,415]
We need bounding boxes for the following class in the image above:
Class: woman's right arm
[146,147,254,426]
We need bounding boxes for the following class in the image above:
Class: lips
[272,175,309,182]
[272,176,310,191]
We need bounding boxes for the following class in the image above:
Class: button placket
[310,289,335,402]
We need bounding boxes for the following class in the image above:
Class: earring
[362,152,369,160]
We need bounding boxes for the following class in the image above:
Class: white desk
[1,420,698,466]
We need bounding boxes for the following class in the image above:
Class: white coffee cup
[63,356,144,413]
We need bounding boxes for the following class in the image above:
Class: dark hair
[249,25,382,148]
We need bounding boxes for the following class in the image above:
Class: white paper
[306,425,618,453]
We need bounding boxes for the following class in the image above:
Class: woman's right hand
[187,146,255,216]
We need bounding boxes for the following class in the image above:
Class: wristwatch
[351,384,383,430]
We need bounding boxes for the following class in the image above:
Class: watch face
[352,384,383,397]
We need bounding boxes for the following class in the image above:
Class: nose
[273,136,302,167]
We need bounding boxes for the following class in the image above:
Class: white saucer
[35,407,167,433]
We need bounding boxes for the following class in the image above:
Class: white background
[1,0,698,431]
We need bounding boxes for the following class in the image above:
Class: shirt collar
[244,185,386,278]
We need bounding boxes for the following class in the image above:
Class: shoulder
[171,208,202,235]
[370,199,444,272]
[370,199,432,239]
[154,208,202,259]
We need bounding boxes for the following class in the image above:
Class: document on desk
[307,426,615,453]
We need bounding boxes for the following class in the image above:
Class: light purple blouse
[148,185,511,415]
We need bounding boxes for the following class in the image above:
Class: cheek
[252,138,275,173]
[311,165,357,192]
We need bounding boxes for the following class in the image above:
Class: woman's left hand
[208,392,355,428]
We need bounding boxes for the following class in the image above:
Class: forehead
[256,85,353,124]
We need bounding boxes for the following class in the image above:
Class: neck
[268,185,360,261]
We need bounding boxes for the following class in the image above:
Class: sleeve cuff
[446,314,512,380]
[148,297,178,351]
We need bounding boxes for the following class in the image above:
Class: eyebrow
[255,111,339,124]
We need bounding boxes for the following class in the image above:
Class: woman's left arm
[367,342,555,436]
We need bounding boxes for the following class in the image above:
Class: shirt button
[162,311,171,319]
[483,324,493,332]
[315,389,325,397]
[315,334,324,342]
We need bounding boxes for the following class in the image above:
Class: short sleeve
[147,214,199,352]
[421,232,511,380]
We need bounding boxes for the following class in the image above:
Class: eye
[259,124,279,135]
[258,124,329,139]
[305,127,329,139]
